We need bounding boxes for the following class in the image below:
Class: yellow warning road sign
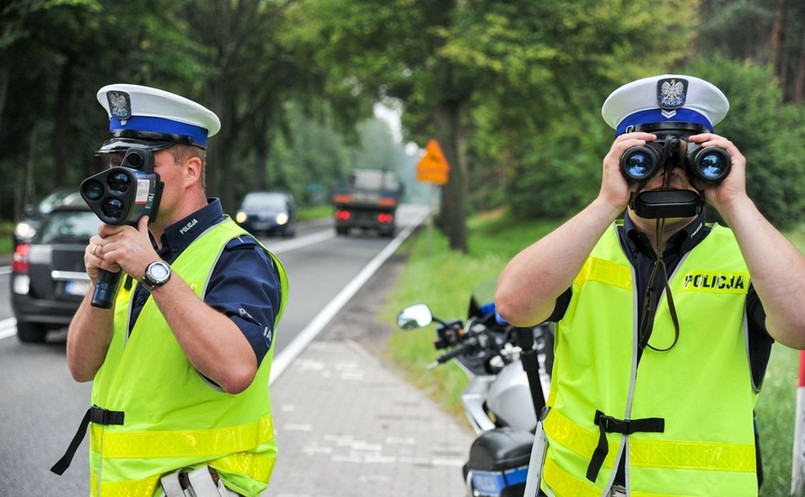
[416,139,450,185]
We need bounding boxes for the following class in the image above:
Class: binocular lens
[101,198,125,221]
[108,171,131,194]
[621,147,659,182]
[83,180,104,201]
[620,140,731,184]
[693,148,730,182]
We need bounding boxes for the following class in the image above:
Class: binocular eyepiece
[620,136,731,184]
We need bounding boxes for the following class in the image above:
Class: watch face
[148,262,170,283]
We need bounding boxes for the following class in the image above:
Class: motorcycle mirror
[397,304,433,330]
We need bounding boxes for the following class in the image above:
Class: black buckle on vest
[89,406,125,425]
[50,406,125,476]
[586,410,664,482]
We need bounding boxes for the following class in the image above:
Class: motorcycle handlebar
[428,336,478,369]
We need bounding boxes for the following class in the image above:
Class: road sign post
[793,351,805,495]
[416,139,450,254]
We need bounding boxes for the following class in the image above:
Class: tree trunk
[53,53,76,187]
[433,101,468,253]
[0,60,9,138]
[769,0,785,75]
[794,33,805,105]
[253,112,270,190]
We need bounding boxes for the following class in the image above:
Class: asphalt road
[0,203,429,497]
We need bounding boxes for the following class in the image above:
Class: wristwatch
[141,260,171,291]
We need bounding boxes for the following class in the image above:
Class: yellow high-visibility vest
[542,223,758,497]
[89,219,288,497]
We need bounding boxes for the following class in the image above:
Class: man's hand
[89,216,158,282]
[600,132,655,211]
[687,133,748,216]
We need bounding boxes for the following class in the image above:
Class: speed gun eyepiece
[619,138,731,184]
[119,147,154,172]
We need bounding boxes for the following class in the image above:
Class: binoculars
[620,135,731,184]
[80,148,164,308]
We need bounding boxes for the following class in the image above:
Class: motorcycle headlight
[235,211,248,224]
[276,212,289,225]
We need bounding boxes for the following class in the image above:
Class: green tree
[0,0,191,219]
[698,0,805,104]
[685,55,805,229]
[288,0,699,252]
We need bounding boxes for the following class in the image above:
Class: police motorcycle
[396,280,553,497]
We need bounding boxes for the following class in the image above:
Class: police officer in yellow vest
[53,84,288,497]
[496,74,805,497]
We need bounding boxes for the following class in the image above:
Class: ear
[184,156,203,187]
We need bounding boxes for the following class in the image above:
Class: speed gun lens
[83,180,104,201]
[108,171,131,194]
[101,198,125,222]
[620,146,660,182]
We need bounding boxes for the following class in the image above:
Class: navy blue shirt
[125,199,282,365]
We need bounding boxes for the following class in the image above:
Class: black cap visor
[96,137,175,154]
[96,129,205,155]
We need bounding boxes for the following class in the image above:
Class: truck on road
[333,169,401,237]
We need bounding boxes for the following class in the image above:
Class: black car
[10,196,101,343]
[234,191,297,237]
[12,189,84,246]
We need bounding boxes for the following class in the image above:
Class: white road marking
[269,212,427,385]
[0,317,17,340]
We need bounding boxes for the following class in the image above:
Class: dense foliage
[1,0,804,236]
[506,57,805,230]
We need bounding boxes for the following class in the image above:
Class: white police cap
[96,84,221,153]
[601,74,729,136]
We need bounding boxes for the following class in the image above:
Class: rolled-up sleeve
[205,236,282,366]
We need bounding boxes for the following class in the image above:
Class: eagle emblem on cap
[657,78,688,110]
[107,91,132,121]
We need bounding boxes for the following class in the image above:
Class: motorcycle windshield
[468,278,498,320]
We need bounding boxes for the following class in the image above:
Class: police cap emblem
[657,78,688,110]
[107,91,132,121]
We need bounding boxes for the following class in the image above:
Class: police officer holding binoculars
[496,75,805,497]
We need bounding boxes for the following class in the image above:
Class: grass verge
[297,205,332,221]
[0,222,14,254]
[382,211,800,496]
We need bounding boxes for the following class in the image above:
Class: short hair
[169,144,207,189]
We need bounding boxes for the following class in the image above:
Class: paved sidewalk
[266,255,475,497]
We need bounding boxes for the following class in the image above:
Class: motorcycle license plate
[470,466,528,497]
[471,471,507,496]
